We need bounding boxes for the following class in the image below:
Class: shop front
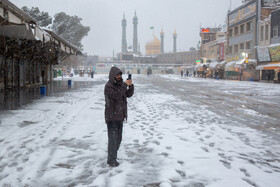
[194,63,203,77]
[235,59,258,81]
[209,62,219,78]
[225,61,239,80]
[225,59,258,81]
[256,62,280,82]
[216,61,227,79]
[256,45,280,83]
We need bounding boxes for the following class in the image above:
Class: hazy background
[10,0,243,56]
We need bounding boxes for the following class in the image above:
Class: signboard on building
[201,28,210,33]
[257,47,271,62]
[269,45,280,62]
[229,2,256,26]
[219,43,225,61]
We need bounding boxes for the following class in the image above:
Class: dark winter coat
[104,67,134,123]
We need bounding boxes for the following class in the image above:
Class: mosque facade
[120,14,199,66]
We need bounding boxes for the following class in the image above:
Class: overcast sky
[10,0,242,57]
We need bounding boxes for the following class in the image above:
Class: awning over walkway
[234,59,245,65]
[195,63,209,71]
[235,59,257,69]
[0,24,36,40]
[225,61,236,71]
[256,62,280,70]
[217,61,227,69]
[209,62,219,70]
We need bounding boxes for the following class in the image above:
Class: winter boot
[107,160,119,167]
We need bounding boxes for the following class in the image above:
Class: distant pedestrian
[104,67,134,167]
[186,70,189,77]
[267,71,270,82]
[91,70,94,78]
[194,71,196,77]
[278,72,280,83]
[181,70,183,77]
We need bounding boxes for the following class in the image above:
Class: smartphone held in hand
[127,74,132,80]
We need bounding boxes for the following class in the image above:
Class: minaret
[138,43,141,53]
[122,14,128,53]
[133,11,138,53]
[160,29,164,54]
[173,30,177,53]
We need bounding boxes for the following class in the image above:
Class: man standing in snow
[104,67,134,167]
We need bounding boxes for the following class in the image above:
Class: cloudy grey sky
[10,0,242,57]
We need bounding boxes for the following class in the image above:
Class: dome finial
[161,28,164,35]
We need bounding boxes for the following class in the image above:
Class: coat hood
[109,67,122,83]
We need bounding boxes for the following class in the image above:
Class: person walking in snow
[267,71,270,82]
[104,67,134,167]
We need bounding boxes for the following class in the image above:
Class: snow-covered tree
[52,12,90,50]
[21,6,52,27]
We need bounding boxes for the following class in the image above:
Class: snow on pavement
[0,74,280,187]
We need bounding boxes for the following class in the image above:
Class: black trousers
[107,121,123,161]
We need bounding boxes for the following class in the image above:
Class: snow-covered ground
[0,74,280,187]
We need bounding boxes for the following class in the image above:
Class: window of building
[240,24,245,34]
[246,41,251,49]
[260,26,264,41]
[246,21,252,32]
[265,24,269,40]
[234,26,239,36]
[234,44,238,54]
[240,43,244,50]
[203,39,209,44]
[229,28,233,37]
[229,46,233,54]
[273,26,279,38]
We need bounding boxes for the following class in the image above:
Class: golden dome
[145,36,161,55]
[146,36,161,47]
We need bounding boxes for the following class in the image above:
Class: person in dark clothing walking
[181,70,183,77]
[186,70,189,77]
[104,67,134,167]
[267,71,270,82]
